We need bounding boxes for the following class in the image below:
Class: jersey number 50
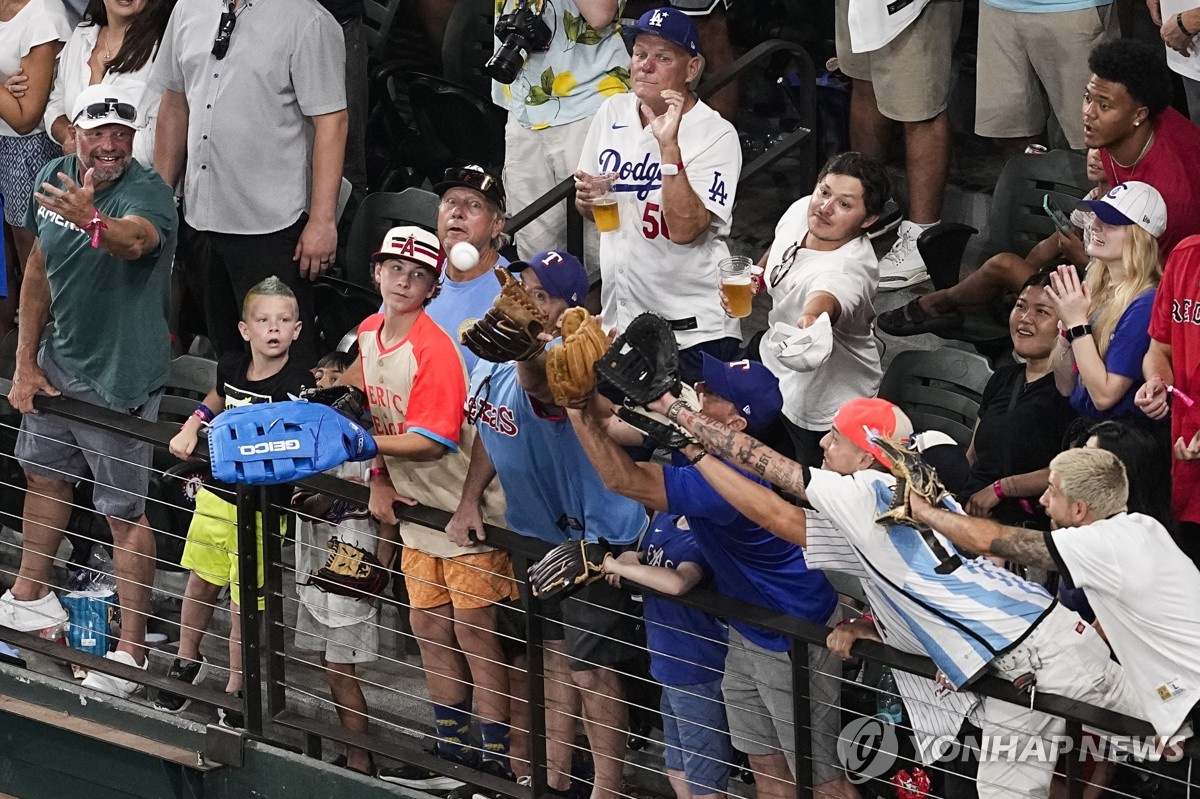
[641,202,672,241]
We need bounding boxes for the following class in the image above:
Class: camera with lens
[485,3,553,85]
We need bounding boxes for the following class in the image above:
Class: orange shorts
[401,548,519,610]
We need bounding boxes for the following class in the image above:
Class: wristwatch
[660,160,684,176]
[1065,323,1093,343]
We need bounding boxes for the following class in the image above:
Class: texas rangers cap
[700,354,782,433]
[832,398,914,468]
[508,250,590,308]
[1078,181,1167,239]
[71,84,139,130]
[372,225,442,277]
[621,7,700,57]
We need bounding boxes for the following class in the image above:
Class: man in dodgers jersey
[339,225,517,788]
[652,394,1141,799]
[575,6,741,381]
[448,250,648,799]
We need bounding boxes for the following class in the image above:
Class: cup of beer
[592,173,620,233]
[719,256,754,318]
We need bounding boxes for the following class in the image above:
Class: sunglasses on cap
[444,166,498,193]
[74,100,137,124]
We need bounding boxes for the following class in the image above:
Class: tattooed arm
[649,392,810,501]
[909,492,1057,570]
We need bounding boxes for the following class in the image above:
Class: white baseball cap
[372,225,442,276]
[1078,181,1167,239]
[71,84,139,130]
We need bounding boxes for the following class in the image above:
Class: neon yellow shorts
[179,487,281,608]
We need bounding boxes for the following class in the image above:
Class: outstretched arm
[691,455,809,546]
[910,493,1056,570]
[648,392,810,501]
[567,400,668,511]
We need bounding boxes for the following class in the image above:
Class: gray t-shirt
[151,0,346,234]
[25,156,177,410]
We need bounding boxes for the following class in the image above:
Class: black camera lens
[487,5,553,85]
[485,44,525,84]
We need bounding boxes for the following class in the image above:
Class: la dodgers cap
[1079,181,1167,239]
[508,250,590,308]
[372,225,442,277]
[71,84,139,130]
[832,398,914,469]
[700,353,783,433]
[621,7,700,57]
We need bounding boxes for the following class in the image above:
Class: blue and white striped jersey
[807,470,1054,688]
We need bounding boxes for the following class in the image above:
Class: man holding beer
[754,152,892,467]
[574,7,742,382]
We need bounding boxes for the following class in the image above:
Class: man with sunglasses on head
[151,0,347,367]
[1,85,178,699]
[752,151,891,468]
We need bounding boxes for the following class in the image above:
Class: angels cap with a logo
[372,225,442,277]
[71,83,139,130]
[1078,180,1167,239]
[621,7,700,57]
[507,250,589,308]
[699,353,782,433]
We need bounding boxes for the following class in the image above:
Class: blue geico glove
[208,400,377,485]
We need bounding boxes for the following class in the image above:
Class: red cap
[831,398,914,468]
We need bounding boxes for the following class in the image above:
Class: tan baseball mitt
[545,308,609,406]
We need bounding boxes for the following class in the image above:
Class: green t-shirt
[25,156,178,410]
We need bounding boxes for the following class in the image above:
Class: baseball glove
[871,435,962,574]
[461,268,549,363]
[545,308,609,407]
[208,400,377,485]
[616,404,698,450]
[595,312,682,407]
[299,384,372,428]
[528,539,613,600]
[305,536,389,598]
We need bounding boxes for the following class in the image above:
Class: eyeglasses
[444,166,498,194]
[212,8,236,59]
[74,100,136,124]
[769,241,800,288]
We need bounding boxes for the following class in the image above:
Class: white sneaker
[80,650,147,699]
[0,589,68,633]
[877,221,930,292]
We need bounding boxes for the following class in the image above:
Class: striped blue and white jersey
[807,469,1055,688]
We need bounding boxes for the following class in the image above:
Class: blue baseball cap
[621,7,700,57]
[508,250,590,308]
[700,353,782,433]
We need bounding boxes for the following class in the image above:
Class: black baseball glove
[300,384,372,429]
[305,536,389,598]
[528,539,612,600]
[595,312,682,407]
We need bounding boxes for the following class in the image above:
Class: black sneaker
[154,656,210,713]
[377,748,475,792]
[217,689,244,729]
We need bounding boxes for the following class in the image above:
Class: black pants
[184,216,318,368]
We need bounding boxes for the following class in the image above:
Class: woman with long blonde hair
[1049,181,1165,419]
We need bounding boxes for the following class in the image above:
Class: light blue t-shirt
[983,0,1110,12]
[469,360,647,545]
[427,257,509,375]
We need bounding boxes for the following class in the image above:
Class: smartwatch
[1065,323,1093,343]
[660,160,684,176]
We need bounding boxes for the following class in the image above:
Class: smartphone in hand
[1043,194,1074,233]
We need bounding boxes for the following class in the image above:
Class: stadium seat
[985,149,1089,257]
[343,188,440,289]
[878,349,994,447]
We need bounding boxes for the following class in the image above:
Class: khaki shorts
[974,2,1117,148]
[834,0,963,122]
[402,548,519,610]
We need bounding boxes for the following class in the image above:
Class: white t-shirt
[44,23,162,164]
[1161,0,1200,81]
[578,93,741,349]
[807,468,1055,688]
[763,196,882,429]
[0,0,71,137]
[846,0,932,53]
[1048,512,1200,736]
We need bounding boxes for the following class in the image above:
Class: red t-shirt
[1149,235,1200,522]
[1101,108,1200,257]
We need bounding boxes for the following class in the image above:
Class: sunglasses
[769,241,801,288]
[75,100,136,124]
[444,166,499,195]
[212,8,236,59]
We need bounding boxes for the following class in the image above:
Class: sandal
[877,298,964,337]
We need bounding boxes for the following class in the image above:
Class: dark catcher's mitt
[871,435,961,574]
[528,539,612,600]
[545,308,609,407]
[461,268,549,363]
[595,312,683,407]
[299,384,372,428]
[306,536,389,598]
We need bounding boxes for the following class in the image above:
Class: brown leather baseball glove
[545,308,609,407]
[461,268,550,363]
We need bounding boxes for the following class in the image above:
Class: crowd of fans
[2,1,1200,799]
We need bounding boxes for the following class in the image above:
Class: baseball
[448,241,480,272]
